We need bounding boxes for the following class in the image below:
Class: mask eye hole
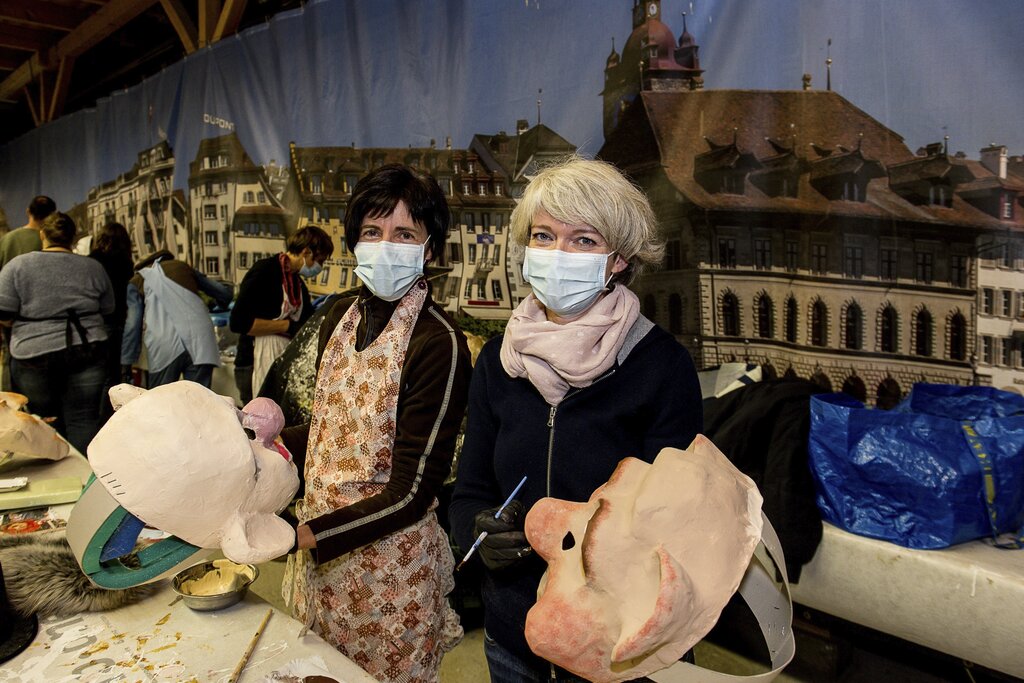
[562,532,576,551]
[243,427,256,440]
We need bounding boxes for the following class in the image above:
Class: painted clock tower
[603,0,704,139]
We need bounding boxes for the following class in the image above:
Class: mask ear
[221,511,296,564]
[610,545,691,664]
[109,384,147,411]
[611,253,629,275]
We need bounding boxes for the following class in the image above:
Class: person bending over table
[229,225,334,398]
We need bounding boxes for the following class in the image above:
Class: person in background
[229,225,333,398]
[449,157,703,683]
[88,222,133,419]
[0,195,55,269]
[121,250,233,389]
[0,195,56,391]
[0,212,114,453]
[279,164,470,683]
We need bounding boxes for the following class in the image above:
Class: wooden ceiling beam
[198,0,222,48]
[0,55,41,104]
[46,56,74,122]
[55,0,160,59]
[23,85,39,126]
[37,71,45,121]
[0,24,60,52]
[159,0,198,54]
[212,0,247,43]
[0,0,159,103]
[0,0,84,32]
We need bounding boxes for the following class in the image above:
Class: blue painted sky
[1,0,1021,219]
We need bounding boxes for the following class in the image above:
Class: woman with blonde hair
[450,157,703,682]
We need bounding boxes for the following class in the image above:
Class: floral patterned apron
[284,283,461,683]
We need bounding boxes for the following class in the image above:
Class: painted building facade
[966,145,1024,391]
[285,121,575,318]
[599,0,1024,405]
[86,141,187,262]
[188,133,287,284]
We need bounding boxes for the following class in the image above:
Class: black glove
[286,318,303,338]
[472,500,533,571]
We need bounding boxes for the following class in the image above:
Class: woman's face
[528,209,627,279]
[358,200,432,261]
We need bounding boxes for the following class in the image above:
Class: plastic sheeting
[808,384,1024,549]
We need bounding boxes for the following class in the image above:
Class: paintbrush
[227,608,272,683]
[456,475,527,571]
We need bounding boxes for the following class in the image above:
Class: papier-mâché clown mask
[81,382,299,569]
[524,435,764,683]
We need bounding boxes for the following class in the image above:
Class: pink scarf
[500,286,640,405]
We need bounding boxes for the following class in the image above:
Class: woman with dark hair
[279,164,471,683]
[229,225,335,398]
[0,213,114,452]
[89,222,133,419]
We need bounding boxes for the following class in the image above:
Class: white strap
[649,512,795,682]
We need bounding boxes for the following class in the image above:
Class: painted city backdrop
[0,0,1022,403]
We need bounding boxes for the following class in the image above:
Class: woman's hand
[296,523,317,550]
[472,500,533,571]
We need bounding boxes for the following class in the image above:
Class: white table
[1,451,378,682]
[791,522,1024,678]
[0,449,93,487]
[1,583,379,682]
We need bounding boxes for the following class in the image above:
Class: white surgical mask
[354,239,427,301]
[523,247,615,317]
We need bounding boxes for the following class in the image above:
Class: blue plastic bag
[808,384,1024,549]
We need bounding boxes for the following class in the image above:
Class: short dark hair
[93,221,132,256]
[344,164,449,258]
[41,212,76,249]
[27,196,56,221]
[286,225,334,262]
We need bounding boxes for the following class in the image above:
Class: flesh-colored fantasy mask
[0,391,69,464]
[524,436,763,683]
[87,382,299,564]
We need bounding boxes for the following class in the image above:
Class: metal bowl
[171,559,259,612]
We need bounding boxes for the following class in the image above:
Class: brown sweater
[280,281,471,563]
[129,251,202,295]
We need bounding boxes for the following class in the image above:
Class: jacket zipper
[545,405,557,496]
[544,367,617,498]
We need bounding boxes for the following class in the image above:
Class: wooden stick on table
[227,608,273,683]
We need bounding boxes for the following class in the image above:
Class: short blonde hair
[509,156,664,286]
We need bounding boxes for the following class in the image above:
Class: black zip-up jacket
[229,255,312,367]
[449,319,702,668]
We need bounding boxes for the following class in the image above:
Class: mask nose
[525,498,585,560]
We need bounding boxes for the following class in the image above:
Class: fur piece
[0,533,154,616]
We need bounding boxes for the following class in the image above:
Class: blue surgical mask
[299,261,323,279]
[522,247,615,317]
[354,240,427,301]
